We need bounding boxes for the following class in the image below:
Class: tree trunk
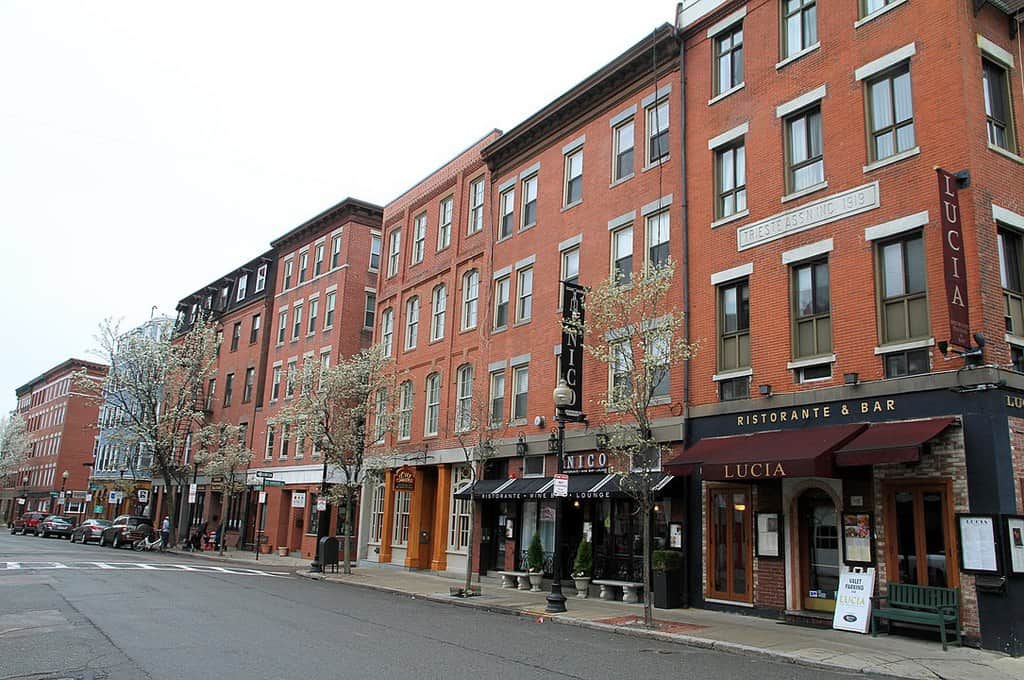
[343,492,353,575]
[161,471,179,545]
[464,490,476,593]
[218,487,230,556]
[642,499,653,627]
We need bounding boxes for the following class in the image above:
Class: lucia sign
[937,168,970,348]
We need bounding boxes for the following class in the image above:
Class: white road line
[89,563,117,569]
[0,560,290,577]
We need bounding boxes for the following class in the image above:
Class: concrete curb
[292,570,912,679]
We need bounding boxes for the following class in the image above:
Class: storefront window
[708,487,751,602]
[448,466,472,552]
[392,491,411,547]
[368,483,384,545]
[885,482,955,588]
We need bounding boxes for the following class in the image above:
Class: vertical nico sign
[937,168,970,348]
[560,282,586,422]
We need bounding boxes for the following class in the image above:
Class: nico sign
[937,168,970,348]
[560,281,586,422]
[393,466,415,491]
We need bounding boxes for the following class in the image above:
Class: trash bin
[319,536,339,573]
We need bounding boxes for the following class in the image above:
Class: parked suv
[10,512,47,536]
[38,515,75,539]
[70,519,112,544]
[99,515,154,549]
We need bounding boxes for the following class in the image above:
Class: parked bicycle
[132,534,165,552]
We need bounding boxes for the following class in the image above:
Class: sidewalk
[172,547,1024,680]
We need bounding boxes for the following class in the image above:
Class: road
[0,531,885,680]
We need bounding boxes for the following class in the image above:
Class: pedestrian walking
[160,516,170,551]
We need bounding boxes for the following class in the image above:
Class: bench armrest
[938,605,959,618]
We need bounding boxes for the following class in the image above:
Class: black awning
[454,473,674,500]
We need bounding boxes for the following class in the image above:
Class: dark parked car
[10,511,47,536]
[99,515,154,549]
[38,515,75,538]
[70,518,112,544]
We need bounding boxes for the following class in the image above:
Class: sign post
[552,474,568,498]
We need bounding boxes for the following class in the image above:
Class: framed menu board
[1004,515,1024,575]
[956,514,1001,575]
[755,512,782,558]
[842,512,875,566]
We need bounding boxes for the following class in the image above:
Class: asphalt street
[0,532,888,680]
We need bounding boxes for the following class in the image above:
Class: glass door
[885,482,956,587]
[799,489,839,612]
[707,487,752,602]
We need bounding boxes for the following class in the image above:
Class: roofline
[270,196,384,249]
[177,250,276,307]
[16,358,108,396]
[385,130,502,209]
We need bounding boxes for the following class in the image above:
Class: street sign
[263,479,284,487]
[317,498,327,512]
[292,492,307,508]
[49,491,59,498]
[258,491,267,504]
[553,474,569,498]
[137,489,149,503]
[188,483,197,503]
[108,491,122,504]
[255,471,274,479]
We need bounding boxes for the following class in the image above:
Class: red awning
[663,423,867,481]
[833,417,955,467]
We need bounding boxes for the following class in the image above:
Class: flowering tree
[451,396,499,595]
[80,316,220,544]
[194,422,254,555]
[571,259,695,627]
[276,345,395,574]
[0,414,28,489]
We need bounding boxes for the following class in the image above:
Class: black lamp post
[20,474,29,516]
[310,460,330,572]
[546,378,574,614]
[60,470,69,513]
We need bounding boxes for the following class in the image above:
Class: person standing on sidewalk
[160,516,170,551]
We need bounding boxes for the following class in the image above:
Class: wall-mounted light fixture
[843,372,859,386]
[758,384,772,396]
[515,433,528,457]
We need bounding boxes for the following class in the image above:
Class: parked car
[10,512,47,536]
[99,515,154,549]
[70,519,112,544]
[38,515,75,538]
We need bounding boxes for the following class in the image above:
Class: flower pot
[259,544,273,554]
[573,576,591,598]
[528,572,544,592]
[277,546,289,557]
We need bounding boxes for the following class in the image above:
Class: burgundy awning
[663,423,867,481]
[833,417,955,467]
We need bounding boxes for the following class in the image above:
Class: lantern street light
[60,470,69,510]
[546,378,574,614]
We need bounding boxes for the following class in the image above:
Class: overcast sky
[0,0,677,414]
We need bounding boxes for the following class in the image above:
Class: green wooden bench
[871,582,961,650]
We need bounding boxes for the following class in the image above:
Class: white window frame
[499,187,515,240]
[521,174,538,229]
[516,267,533,322]
[438,195,453,250]
[397,381,413,440]
[425,373,441,436]
[314,242,325,276]
[392,490,411,546]
[331,233,343,269]
[448,465,473,552]
[255,265,267,292]
[430,284,446,341]
[387,229,401,277]
[461,270,479,330]
[380,308,394,357]
[292,304,303,341]
[364,291,376,329]
[456,364,474,433]
[468,178,484,234]
[411,213,426,264]
[324,291,336,329]
[511,365,529,422]
[612,119,635,182]
[236,274,248,302]
[645,97,670,165]
[646,210,670,268]
[564,148,583,206]
[404,296,419,350]
[494,276,510,330]
[369,233,382,271]
[368,482,385,544]
[307,298,319,335]
[612,225,634,284]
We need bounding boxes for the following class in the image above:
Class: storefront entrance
[798,488,840,612]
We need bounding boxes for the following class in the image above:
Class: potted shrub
[527,533,545,592]
[652,549,683,609]
[571,539,592,598]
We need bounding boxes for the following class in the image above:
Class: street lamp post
[310,460,329,572]
[546,378,574,614]
[60,470,69,514]
[20,474,29,516]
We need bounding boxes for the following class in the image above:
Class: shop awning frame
[454,472,675,500]
[833,416,956,467]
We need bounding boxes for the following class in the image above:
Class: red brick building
[2,359,107,523]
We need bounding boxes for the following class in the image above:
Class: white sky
[0,0,677,414]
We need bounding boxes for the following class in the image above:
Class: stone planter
[528,571,544,592]
[277,546,289,557]
[573,576,591,598]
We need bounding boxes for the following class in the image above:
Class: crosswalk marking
[0,561,290,578]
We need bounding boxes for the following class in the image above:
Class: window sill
[776,42,821,70]
[863,146,920,173]
[561,199,583,213]
[323,325,334,333]
[509,418,527,427]
[609,173,635,188]
[989,143,1024,165]
[459,325,478,334]
[873,337,934,354]
[712,367,752,382]
[492,326,507,335]
[496,235,513,244]
[513,319,531,327]
[519,223,536,233]
[642,157,670,173]
[650,396,672,406]
[786,354,836,370]
[781,181,829,204]
[428,336,444,345]
[711,209,750,229]
[708,83,745,106]
[854,0,908,28]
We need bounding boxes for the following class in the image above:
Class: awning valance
[834,416,955,467]
[454,472,675,500]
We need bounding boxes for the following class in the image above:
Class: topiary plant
[527,532,545,573]
[572,539,592,577]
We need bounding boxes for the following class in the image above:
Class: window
[265,424,275,459]
[708,487,752,602]
[612,226,633,284]
[494,276,510,329]
[314,243,325,277]
[719,279,750,371]
[861,0,898,15]
[564,149,583,206]
[561,246,580,305]
[255,265,267,292]
[714,24,744,95]
[380,308,394,357]
[883,482,956,587]
[646,98,670,164]
[884,348,930,378]
[523,455,545,477]
[373,389,387,443]
[715,140,747,219]
[320,350,330,372]
[521,175,538,229]
[1012,345,1024,372]
[793,260,831,358]
[249,314,260,344]
[438,196,453,249]
[243,367,255,403]
[404,297,419,350]
[649,333,670,398]
[331,233,342,269]
[292,304,303,340]
[448,466,473,551]
[646,211,669,268]
[299,251,309,283]
[511,365,528,422]
[611,341,632,403]
[370,234,381,271]
[878,233,927,344]
[867,64,915,162]
[983,58,1016,152]
[307,298,319,335]
[430,285,446,341]
[798,363,831,382]
[456,364,474,432]
[387,229,401,277]
[271,366,281,400]
[284,260,293,289]
[411,213,426,264]
[206,378,216,410]
[286,362,296,398]
[368,482,385,544]
[468,178,484,234]
[462,270,479,330]
[785,105,824,192]
[223,373,234,407]
[392,491,411,546]
[277,310,287,344]
[324,291,336,329]
[782,0,817,59]
[231,322,241,352]
[425,373,441,436]
[364,292,376,329]
[1000,229,1024,335]
[397,381,413,440]
[489,371,505,426]
[613,119,635,181]
[516,268,533,322]
[499,188,515,240]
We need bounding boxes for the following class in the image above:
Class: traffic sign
[255,471,274,479]
[553,474,569,498]
[263,479,285,487]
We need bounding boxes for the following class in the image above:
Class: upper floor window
[455,364,474,432]
[499,187,515,240]
[521,174,538,229]
[999,229,1024,335]
[380,307,394,357]
[284,260,293,289]
[494,276,510,330]
[373,388,387,443]
[646,98,670,164]
[397,381,413,440]
[331,233,342,269]
[314,243,325,277]
[613,120,635,182]
[861,0,898,15]
[462,269,479,330]
[511,365,529,422]
[425,373,441,436]
[243,367,255,403]
[516,267,533,322]
[782,0,817,59]
[324,291,336,329]
[298,251,309,283]
[983,58,1017,152]
[387,229,401,277]
[271,366,281,401]
[231,322,241,352]
[878,233,928,344]
[370,234,382,271]
[255,265,267,292]
[438,196,453,250]
[308,298,319,335]
[411,213,426,264]
[404,296,419,350]
[431,284,446,341]
[223,373,234,407]
[250,314,260,344]
[489,371,505,427]
[364,292,376,330]
[468,178,484,234]
[715,140,747,219]
[292,304,303,341]
[236,274,248,302]
[785,105,824,192]
[792,261,831,359]
[277,310,287,344]
[714,24,744,95]
[612,226,634,285]
[564,149,583,206]
[867,64,915,162]
[646,211,670,268]
[718,279,750,372]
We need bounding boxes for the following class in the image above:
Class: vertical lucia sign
[561,282,586,422]
[937,168,970,348]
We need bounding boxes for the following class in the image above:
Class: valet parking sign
[832,567,876,634]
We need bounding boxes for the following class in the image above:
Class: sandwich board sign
[832,567,875,634]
